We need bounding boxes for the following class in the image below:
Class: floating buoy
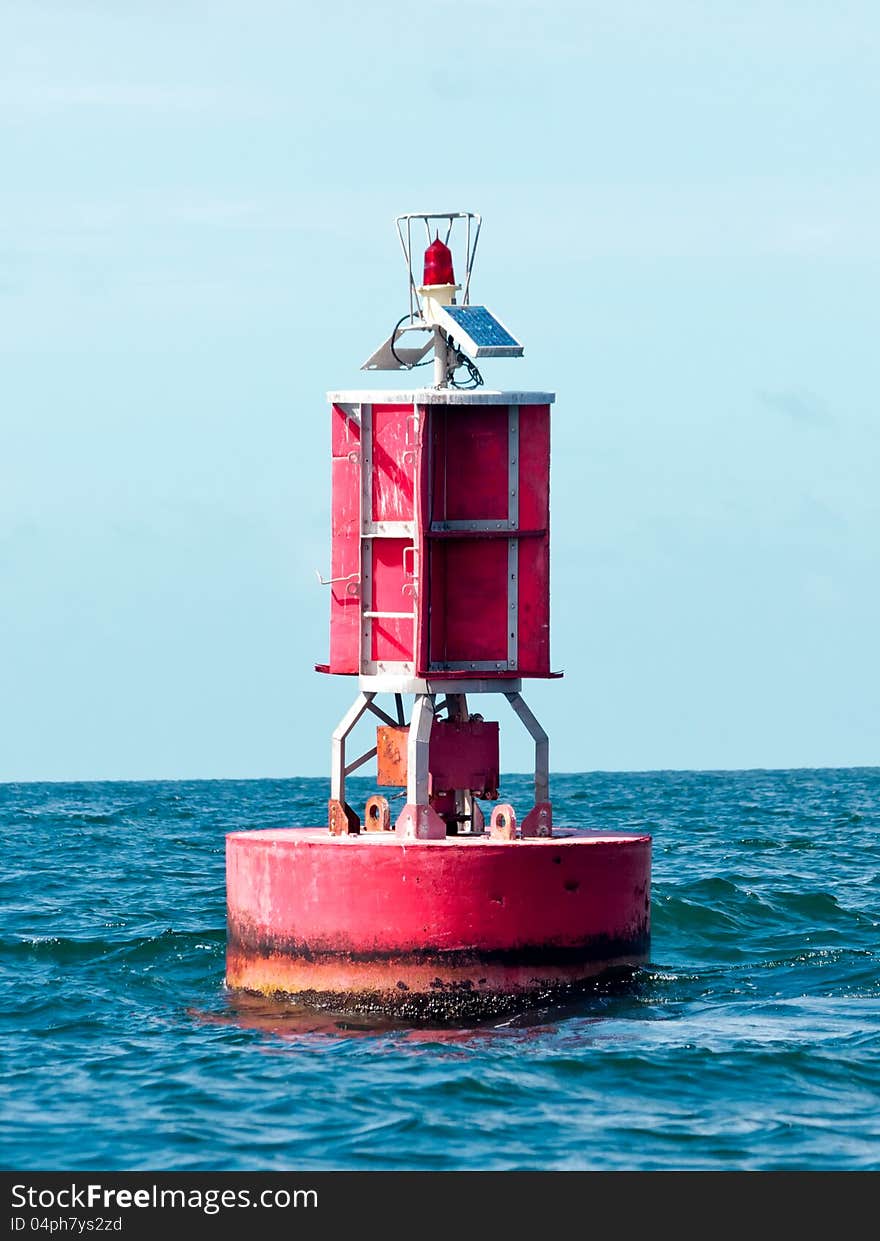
[226,212,651,1017]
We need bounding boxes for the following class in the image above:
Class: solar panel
[434,304,524,358]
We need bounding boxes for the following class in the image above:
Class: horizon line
[2,763,878,788]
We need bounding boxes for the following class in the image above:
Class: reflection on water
[191,970,647,1045]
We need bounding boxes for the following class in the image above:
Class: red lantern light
[422,236,455,287]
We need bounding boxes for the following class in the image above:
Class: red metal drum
[226,829,651,1019]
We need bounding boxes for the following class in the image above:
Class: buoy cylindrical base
[226,829,651,1019]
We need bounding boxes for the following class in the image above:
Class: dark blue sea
[2,770,879,1171]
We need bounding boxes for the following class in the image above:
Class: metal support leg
[504,692,549,803]
[406,693,435,805]
[329,692,375,833]
[331,692,375,802]
[397,693,445,839]
[504,691,552,836]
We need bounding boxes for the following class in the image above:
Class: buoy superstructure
[226,213,651,1018]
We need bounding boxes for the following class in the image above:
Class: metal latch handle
[315,570,360,598]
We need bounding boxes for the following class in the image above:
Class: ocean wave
[0,929,225,964]
[2,768,879,1171]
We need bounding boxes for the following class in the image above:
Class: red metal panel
[370,537,415,663]
[415,406,431,676]
[376,720,500,794]
[425,539,446,666]
[428,538,508,667]
[518,404,550,531]
[371,403,415,523]
[429,405,510,523]
[427,719,500,794]
[428,408,446,527]
[331,402,360,457]
[329,405,361,674]
[517,535,550,674]
[517,403,551,675]
[424,403,512,669]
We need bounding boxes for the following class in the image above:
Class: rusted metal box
[323,391,553,681]
[377,719,500,797]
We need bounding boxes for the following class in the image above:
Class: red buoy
[224,212,652,1018]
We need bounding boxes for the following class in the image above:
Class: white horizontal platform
[327,389,555,406]
[358,675,523,695]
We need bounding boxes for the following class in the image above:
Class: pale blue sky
[1,1,878,781]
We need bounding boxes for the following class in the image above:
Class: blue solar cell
[441,305,519,348]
